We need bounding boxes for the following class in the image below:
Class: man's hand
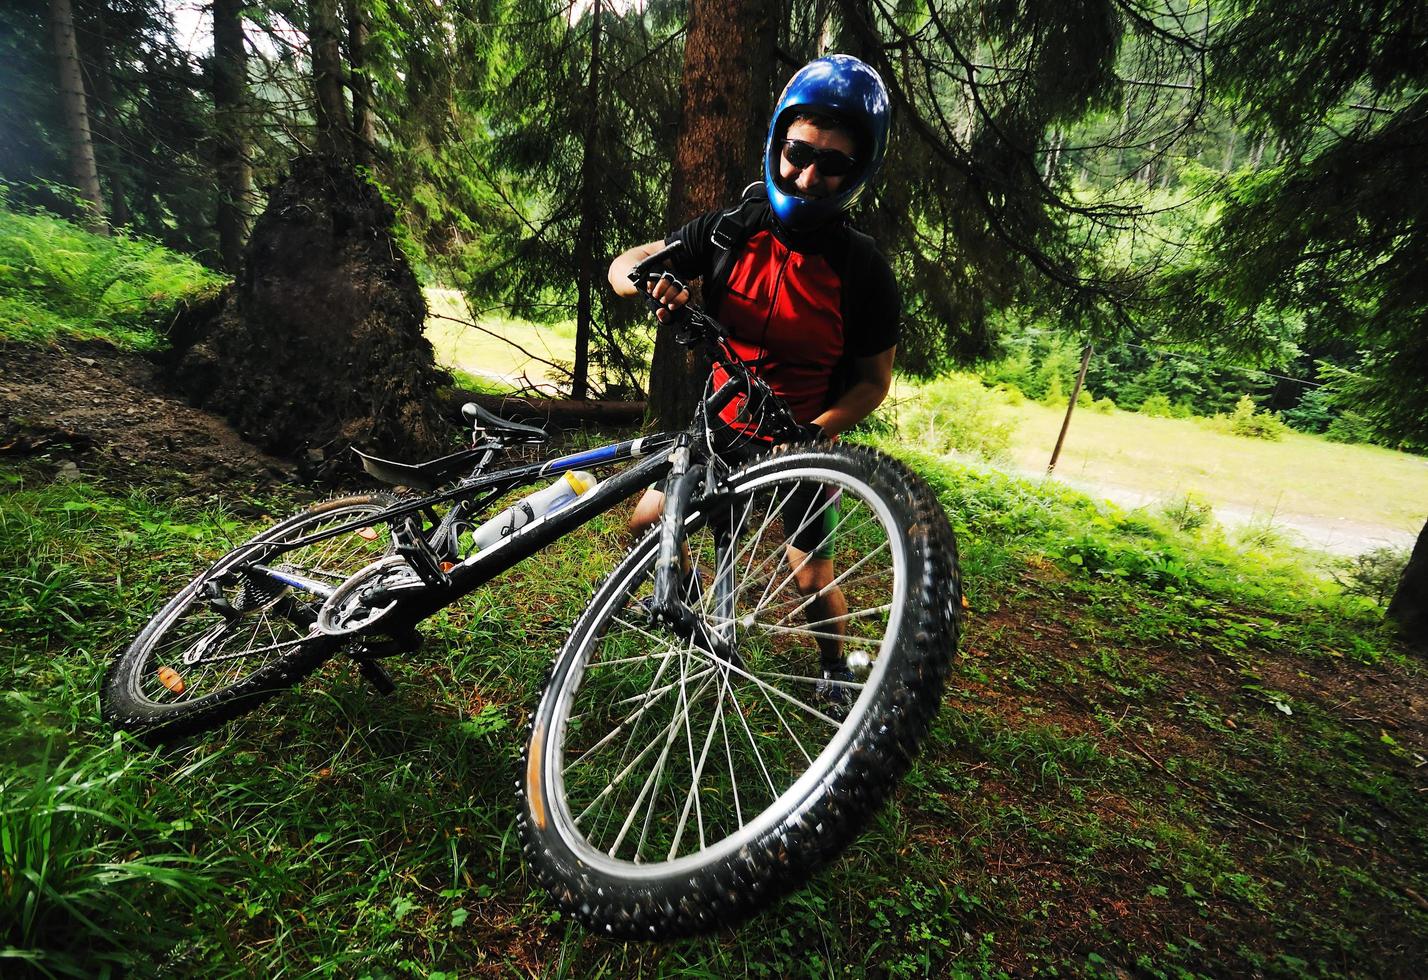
[647,271,690,323]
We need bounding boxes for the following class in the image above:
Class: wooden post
[1047,343,1092,475]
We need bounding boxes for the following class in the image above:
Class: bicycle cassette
[316,555,425,637]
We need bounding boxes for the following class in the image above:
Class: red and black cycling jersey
[664,202,900,427]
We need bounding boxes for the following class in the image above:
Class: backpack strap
[825,224,881,409]
[704,182,767,314]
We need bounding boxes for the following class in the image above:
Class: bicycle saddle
[462,402,548,442]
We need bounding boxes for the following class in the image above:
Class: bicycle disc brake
[316,555,425,637]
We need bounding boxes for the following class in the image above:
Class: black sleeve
[663,209,724,282]
[845,246,900,358]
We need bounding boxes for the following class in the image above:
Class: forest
[2,0,1426,975]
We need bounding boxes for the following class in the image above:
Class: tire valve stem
[157,666,186,694]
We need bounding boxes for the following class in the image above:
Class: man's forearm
[813,380,889,438]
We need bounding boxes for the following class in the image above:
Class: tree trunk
[571,1,603,402]
[214,0,252,272]
[49,0,107,230]
[1387,517,1428,653]
[345,0,377,164]
[90,3,129,228]
[309,0,348,158]
[646,0,776,430]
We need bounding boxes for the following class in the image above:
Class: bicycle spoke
[693,645,843,729]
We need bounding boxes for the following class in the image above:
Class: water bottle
[466,470,598,555]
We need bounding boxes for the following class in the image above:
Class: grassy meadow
[1000,399,1428,535]
[423,289,580,393]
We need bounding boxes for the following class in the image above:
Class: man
[608,54,899,698]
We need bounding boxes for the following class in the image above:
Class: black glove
[795,421,827,443]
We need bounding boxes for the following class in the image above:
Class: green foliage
[1138,393,1174,417]
[898,373,1018,462]
[0,0,221,256]
[1211,395,1288,441]
[0,201,222,349]
[1164,1,1428,451]
[981,324,1085,403]
[1281,385,1335,434]
[1324,411,1379,446]
[1332,547,1410,606]
[1161,491,1215,533]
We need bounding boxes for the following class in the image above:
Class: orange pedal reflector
[157,666,186,694]
[440,561,455,572]
[357,527,379,541]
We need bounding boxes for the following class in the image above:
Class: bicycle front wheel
[520,445,960,938]
[102,493,397,742]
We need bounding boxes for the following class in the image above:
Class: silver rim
[128,502,392,709]
[542,463,908,878]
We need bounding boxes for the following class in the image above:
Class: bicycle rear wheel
[520,445,960,938]
[102,493,396,742]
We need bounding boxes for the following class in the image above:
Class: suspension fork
[651,437,742,664]
[651,433,698,625]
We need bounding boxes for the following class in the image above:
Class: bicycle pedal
[354,658,397,696]
[353,631,423,658]
[393,517,451,588]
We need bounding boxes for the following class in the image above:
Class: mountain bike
[101,242,963,938]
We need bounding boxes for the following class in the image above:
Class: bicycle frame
[228,241,803,648]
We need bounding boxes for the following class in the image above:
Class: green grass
[2,438,1423,976]
[0,204,223,351]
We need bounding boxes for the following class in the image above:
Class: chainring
[316,555,425,638]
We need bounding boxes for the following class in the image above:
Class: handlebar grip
[628,240,685,284]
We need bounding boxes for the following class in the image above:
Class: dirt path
[1019,467,1418,556]
[0,339,293,489]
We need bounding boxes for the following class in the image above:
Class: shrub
[899,372,1018,462]
[1282,387,1335,433]
[1226,395,1287,440]
[1139,393,1174,417]
[1161,491,1215,532]
[1332,546,1410,605]
[1091,396,1116,414]
[1324,410,1376,445]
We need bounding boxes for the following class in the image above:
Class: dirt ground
[0,338,294,490]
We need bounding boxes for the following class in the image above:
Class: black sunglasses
[781,139,858,177]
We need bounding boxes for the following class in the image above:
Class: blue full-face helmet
[763,55,891,232]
